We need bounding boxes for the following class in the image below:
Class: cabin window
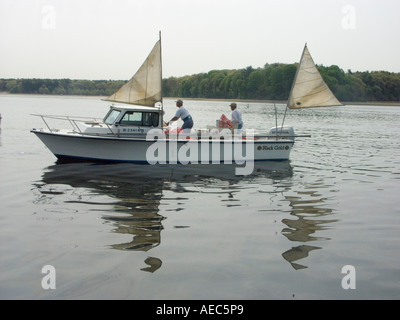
[119,112,159,127]
[104,109,121,125]
[120,111,142,125]
[143,112,159,127]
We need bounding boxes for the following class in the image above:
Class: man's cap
[176,99,183,104]
[229,103,237,108]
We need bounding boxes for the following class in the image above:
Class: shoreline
[1,92,399,106]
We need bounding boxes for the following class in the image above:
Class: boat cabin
[104,105,162,128]
[73,105,163,137]
[100,105,163,135]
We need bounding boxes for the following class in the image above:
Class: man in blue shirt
[167,100,193,131]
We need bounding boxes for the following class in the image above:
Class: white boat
[31,36,340,171]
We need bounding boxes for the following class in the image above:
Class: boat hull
[31,130,294,164]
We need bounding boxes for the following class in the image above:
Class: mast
[159,31,164,127]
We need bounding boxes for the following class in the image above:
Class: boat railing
[32,114,311,141]
[253,133,311,140]
[31,114,115,135]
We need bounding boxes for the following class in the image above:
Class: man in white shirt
[230,103,243,134]
[167,100,193,131]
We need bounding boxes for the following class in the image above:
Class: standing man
[167,100,193,131]
[229,103,243,134]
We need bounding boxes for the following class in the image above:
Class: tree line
[1,64,400,102]
[163,64,400,102]
[0,79,126,96]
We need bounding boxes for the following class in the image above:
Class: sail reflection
[103,209,164,251]
[37,161,293,273]
[281,189,337,270]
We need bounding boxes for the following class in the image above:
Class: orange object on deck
[219,114,231,128]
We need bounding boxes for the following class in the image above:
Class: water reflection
[36,161,293,273]
[36,163,168,272]
[281,186,337,270]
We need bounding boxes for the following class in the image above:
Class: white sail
[288,44,342,109]
[105,39,162,107]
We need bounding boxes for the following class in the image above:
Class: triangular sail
[105,39,162,107]
[288,44,342,109]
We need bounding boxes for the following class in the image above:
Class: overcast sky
[1,0,399,80]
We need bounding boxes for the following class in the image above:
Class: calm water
[0,94,399,300]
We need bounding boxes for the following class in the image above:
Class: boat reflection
[281,187,337,270]
[38,161,293,273]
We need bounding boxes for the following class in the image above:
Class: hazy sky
[1,0,399,80]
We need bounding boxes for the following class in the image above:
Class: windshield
[104,109,121,125]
